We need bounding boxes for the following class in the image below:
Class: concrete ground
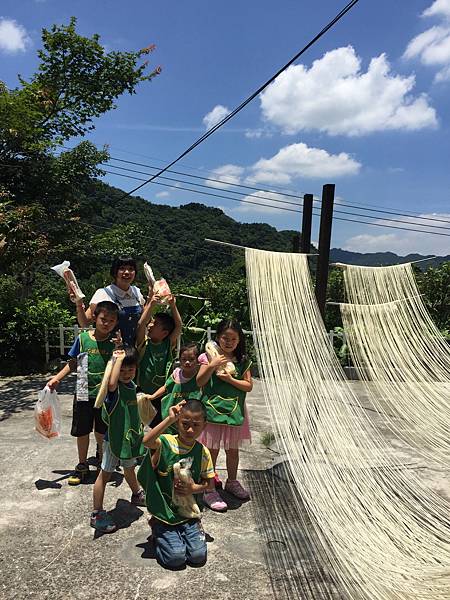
[0,376,449,600]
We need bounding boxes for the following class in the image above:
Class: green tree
[0,17,160,273]
[0,18,160,373]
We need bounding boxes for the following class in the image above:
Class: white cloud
[202,104,231,130]
[206,164,244,189]
[247,143,361,184]
[260,46,437,136]
[343,213,450,255]
[0,18,31,53]
[404,1,450,82]
[155,191,169,198]
[244,128,272,139]
[207,142,361,194]
[423,0,450,19]
[233,191,293,214]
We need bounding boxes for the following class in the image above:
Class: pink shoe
[225,479,250,500]
[203,490,227,512]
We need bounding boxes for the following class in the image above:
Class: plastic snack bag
[51,260,85,303]
[35,386,61,439]
[137,393,157,425]
[205,340,236,375]
[172,457,201,519]
[143,261,172,304]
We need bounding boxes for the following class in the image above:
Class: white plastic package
[34,386,61,439]
[143,261,172,304]
[51,260,85,303]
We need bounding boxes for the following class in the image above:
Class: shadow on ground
[247,468,346,600]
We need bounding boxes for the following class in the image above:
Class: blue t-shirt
[68,337,80,358]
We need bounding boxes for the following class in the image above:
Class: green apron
[138,337,174,394]
[79,331,114,399]
[137,434,203,525]
[202,359,252,426]
[102,382,145,459]
[161,373,202,434]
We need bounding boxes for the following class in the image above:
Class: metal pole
[59,324,65,356]
[315,184,335,318]
[44,326,50,365]
[301,194,313,253]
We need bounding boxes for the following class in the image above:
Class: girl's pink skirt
[199,407,251,450]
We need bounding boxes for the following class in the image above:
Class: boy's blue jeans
[153,519,206,569]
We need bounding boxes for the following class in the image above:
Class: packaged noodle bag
[143,261,172,304]
[35,386,61,439]
[51,260,85,303]
[205,340,236,375]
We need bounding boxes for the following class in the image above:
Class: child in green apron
[138,399,214,569]
[196,319,253,512]
[47,301,119,485]
[91,346,146,533]
[136,294,182,424]
[146,342,202,434]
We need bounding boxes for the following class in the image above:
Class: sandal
[203,490,227,512]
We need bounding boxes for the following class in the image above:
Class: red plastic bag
[35,387,61,439]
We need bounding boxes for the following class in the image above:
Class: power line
[97,144,450,223]
[60,143,450,226]
[106,159,450,231]
[103,168,450,238]
[109,156,450,226]
[117,0,361,201]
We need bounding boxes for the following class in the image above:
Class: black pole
[315,184,335,318]
[301,193,313,253]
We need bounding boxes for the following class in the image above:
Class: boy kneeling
[138,400,214,569]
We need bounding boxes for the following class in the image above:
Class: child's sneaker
[225,479,251,500]
[68,462,89,486]
[203,490,227,512]
[90,510,117,533]
[131,489,146,506]
[213,472,223,489]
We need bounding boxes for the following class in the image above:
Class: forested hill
[75,181,298,281]
[76,181,448,280]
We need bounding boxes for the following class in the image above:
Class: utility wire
[91,143,450,223]
[107,159,450,231]
[117,0,361,201]
[104,168,450,238]
[109,156,450,226]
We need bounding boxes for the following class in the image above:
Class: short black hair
[154,312,175,335]
[179,342,199,359]
[181,399,206,419]
[110,257,138,279]
[94,301,119,318]
[121,345,139,367]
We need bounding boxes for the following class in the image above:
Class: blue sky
[1,0,450,255]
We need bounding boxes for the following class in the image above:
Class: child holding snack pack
[91,346,146,533]
[145,342,201,434]
[138,399,214,569]
[196,319,253,512]
[47,301,120,485]
[136,294,182,424]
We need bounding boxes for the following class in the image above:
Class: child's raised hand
[168,400,186,421]
[112,330,123,349]
[112,349,126,361]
